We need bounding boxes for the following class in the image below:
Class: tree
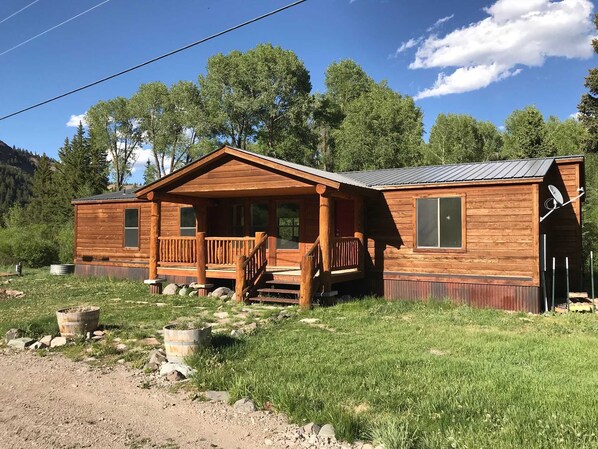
[502,106,556,159]
[27,155,60,225]
[578,13,598,153]
[546,116,588,156]
[324,60,374,113]
[198,44,315,164]
[333,82,424,171]
[424,114,503,165]
[87,97,142,190]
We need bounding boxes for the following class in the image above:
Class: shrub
[56,222,74,264]
[12,229,58,267]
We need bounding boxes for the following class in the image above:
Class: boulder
[204,390,230,402]
[5,328,23,343]
[179,286,190,296]
[115,343,127,353]
[29,341,46,350]
[166,370,186,382]
[188,290,198,297]
[233,398,257,413]
[318,424,336,439]
[50,336,67,348]
[7,337,35,350]
[211,287,233,298]
[144,349,167,371]
[162,283,179,295]
[39,335,53,347]
[230,329,244,338]
[160,362,196,379]
[303,422,321,436]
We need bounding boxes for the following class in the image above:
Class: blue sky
[0,0,595,179]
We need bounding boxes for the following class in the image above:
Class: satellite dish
[548,185,564,205]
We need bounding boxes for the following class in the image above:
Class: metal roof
[341,157,561,188]
[73,190,138,203]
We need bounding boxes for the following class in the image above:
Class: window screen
[180,207,196,236]
[277,203,300,250]
[124,208,139,248]
[416,197,462,249]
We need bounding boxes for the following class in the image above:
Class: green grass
[2,270,598,448]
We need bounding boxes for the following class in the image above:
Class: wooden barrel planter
[50,264,75,275]
[56,306,100,337]
[163,324,211,363]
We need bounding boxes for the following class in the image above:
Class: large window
[180,207,196,236]
[416,197,462,249]
[277,203,300,250]
[232,204,245,237]
[124,208,139,248]
[250,203,269,236]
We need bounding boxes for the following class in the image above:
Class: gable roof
[341,156,583,188]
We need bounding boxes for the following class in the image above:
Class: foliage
[333,82,424,171]
[87,97,142,190]
[546,116,588,155]
[424,114,502,165]
[0,224,58,267]
[56,222,75,264]
[324,59,374,113]
[0,141,42,217]
[578,13,598,153]
[502,105,556,158]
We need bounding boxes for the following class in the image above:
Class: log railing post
[235,255,247,303]
[299,255,315,310]
[196,231,206,285]
[149,201,161,280]
[354,196,365,272]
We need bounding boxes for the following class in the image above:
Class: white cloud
[130,147,153,174]
[393,37,422,56]
[427,14,454,32]
[408,0,596,99]
[66,113,87,127]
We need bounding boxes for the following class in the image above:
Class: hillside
[0,140,42,218]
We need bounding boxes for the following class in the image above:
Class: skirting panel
[75,264,148,281]
[381,278,542,313]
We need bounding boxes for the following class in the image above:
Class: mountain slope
[0,140,41,217]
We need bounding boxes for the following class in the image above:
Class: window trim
[123,207,140,250]
[413,194,466,253]
[179,206,197,237]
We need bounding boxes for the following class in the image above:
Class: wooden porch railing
[207,237,255,266]
[299,238,321,309]
[235,233,268,302]
[158,237,197,265]
[331,237,360,270]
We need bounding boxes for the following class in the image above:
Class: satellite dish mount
[540,184,584,222]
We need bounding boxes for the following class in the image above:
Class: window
[416,197,462,249]
[180,207,196,236]
[232,204,245,237]
[277,203,300,250]
[124,208,139,248]
[250,203,269,236]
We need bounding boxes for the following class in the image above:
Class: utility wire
[0,0,307,122]
[0,0,40,26]
[0,0,111,57]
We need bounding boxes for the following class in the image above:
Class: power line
[0,0,307,122]
[0,0,40,26]
[0,0,111,57]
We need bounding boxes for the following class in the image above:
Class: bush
[11,225,58,268]
[56,222,74,264]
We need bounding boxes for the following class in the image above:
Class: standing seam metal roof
[340,157,560,187]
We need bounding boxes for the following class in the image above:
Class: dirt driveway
[0,350,294,449]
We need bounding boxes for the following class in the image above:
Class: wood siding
[366,183,538,285]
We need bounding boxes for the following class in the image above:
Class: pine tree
[27,155,60,225]
[578,13,598,152]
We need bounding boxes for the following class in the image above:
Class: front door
[274,201,300,267]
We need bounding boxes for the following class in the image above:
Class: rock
[93,330,105,337]
[277,310,291,320]
[213,311,229,319]
[115,343,127,353]
[5,328,23,343]
[234,398,257,413]
[188,290,198,297]
[319,424,335,439]
[29,341,47,350]
[299,318,320,324]
[179,286,190,296]
[204,390,230,403]
[303,422,321,436]
[140,337,160,346]
[162,283,179,295]
[144,349,167,371]
[211,287,233,298]
[264,439,273,446]
[1,289,25,298]
[7,337,35,350]
[39,335,53,347]
[50,336,67,348]
[362,444,374,449]
[231,292,237,302]
[166,370,186,382]
[160,362,196,379]
[230,329,244,338]
[243,322,258,332]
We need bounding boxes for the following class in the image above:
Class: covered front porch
[136,146,374,308]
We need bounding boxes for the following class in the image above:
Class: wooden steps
[250,296,299,304]
[249,275,300,305]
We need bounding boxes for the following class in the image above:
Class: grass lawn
[3,269,598,448]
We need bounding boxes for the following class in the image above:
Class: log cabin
[72,145,585,313]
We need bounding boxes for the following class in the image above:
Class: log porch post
[354,196,365,272]
[195,201,209,295]
[317,185,333,293]
[149,201,161,280]
[196,232,206,285]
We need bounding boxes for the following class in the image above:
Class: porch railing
[159,237,197,265]
[331,237,360,270]
[207,237,255,266]
[236,233,268,301]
